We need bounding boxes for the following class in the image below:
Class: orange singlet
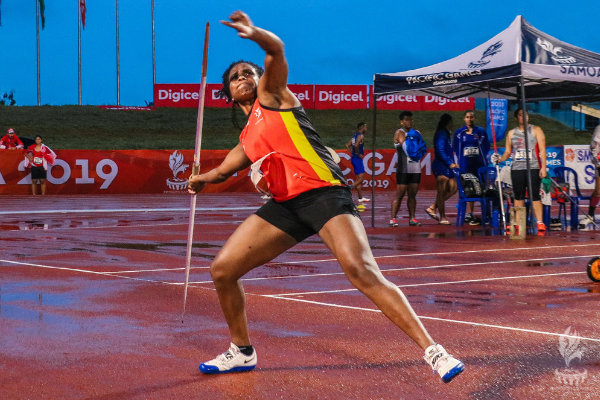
[240,101,346,202]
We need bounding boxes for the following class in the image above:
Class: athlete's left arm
[354,134,364,158]
[534,126,547,178]
[221,11,298,109]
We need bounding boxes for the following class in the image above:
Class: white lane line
[5,258,599,344]
[268,271,586,297]
[0,259,180,286]
[104,265,210,274]
[187,255,594,285]
[262,243,600,265]
[0,206,259,215]
[263,295,600,343]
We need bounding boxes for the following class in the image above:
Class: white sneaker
[358,197,370,203]
[199,343,257,374]
[424,344,464,383]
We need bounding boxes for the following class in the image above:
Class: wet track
[1,192,600,399]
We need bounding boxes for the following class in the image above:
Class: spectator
[345,122,369,203]
[390,111,423,227]
[453,110,489,225]
[493,108,547,232]
[427,113,459,225]
[24,135,56,195]
[0,128,25,150]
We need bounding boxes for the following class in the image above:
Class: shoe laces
[216,347,237,364]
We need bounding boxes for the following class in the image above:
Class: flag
[38,0,45,30]
[80,0,86,30]
[0,0,3,28]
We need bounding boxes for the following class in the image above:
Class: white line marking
[269,271,586,296]
[104,265,210,274]
[4,258,599,344]
[264,295,600,343]
[260,243,600,265]
[0,206,259,215]
[188,255,593,285]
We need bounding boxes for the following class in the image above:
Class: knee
[343,262,384,292]
[209,256,236,286]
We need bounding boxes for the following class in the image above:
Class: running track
[1,191,599,399]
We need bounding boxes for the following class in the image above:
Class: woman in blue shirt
[427,113,459,224]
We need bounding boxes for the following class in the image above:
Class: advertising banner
[374,90,474,111]
[0,149,437,195]
[564,145,595,189]
[486,99,508,142]
[289,84,315,109]
[314,85,368,110]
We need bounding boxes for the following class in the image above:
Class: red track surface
[1,191,600,399]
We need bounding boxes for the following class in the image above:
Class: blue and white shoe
[424,344,464,383]
[199,343,257,374]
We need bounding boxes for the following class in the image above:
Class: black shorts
[31,166,47,180]
[255,186,359,243]
[396,173,421,185]
[511,169,541,201]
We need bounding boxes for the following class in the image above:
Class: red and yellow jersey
[240,101,346,201]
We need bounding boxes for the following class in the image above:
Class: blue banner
[486,99,508,143]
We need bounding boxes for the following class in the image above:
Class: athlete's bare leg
[209,214,297,347]
[406,183,419,220]
[40,179,47,195]
[319,214,434,350]
[391,184,407,219]
[352,172,365,199]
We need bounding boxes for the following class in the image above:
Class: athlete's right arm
[221,11,298,109]
[188,143,252,194]
[394,129,405,147]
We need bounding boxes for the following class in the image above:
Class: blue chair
[478,166,507,228]
[552,166,590,229]
[454,170,487,227]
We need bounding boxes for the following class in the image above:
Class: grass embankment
[0,105,593,150]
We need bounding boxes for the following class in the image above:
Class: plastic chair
[454,170,487,227]
[552,166,590,229]
[478,166,506,228]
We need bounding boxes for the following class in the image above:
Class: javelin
[182,22,209,321]
[487,84,506,233]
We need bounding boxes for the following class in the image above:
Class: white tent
[374,16,600,101]
[368,16,600,227]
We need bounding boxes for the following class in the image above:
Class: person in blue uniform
[453,110,489,225]
[427,114,459,224]
[345,122,369,203]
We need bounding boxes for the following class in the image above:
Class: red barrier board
[0,149,437,195]
[314,84,368,110]
[372,86,474,111]
[155,83,473,112]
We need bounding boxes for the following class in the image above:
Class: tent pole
[371,88,377,228]
[519,75,536,233]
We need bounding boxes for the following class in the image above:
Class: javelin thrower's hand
[221,11,255,39]
[188,175,207,195]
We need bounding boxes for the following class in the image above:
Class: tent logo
[468,41,503,69]
[536,38,577,64]
[166,150,189,190]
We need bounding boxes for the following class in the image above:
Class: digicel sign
[315,85,367,110]
[372,86,474,111]
[154,83,472,111]
[155,83,315,109]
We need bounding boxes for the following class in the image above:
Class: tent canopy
[374,16,600,101]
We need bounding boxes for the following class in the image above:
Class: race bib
[463,146,479,156]
[33,157,43,164]
[514,149,533,161]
